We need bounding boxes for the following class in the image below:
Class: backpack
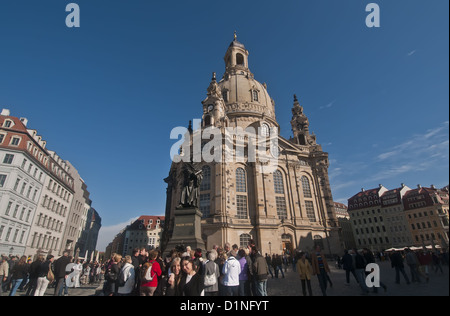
[204,262,217,286]
[117,267,129,287]
[105,267,118,282]
[141,262,154,283]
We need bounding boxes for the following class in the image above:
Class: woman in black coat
[180,257,204,296]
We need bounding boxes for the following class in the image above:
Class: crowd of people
[0,251,103,296]
[101,239,271,296]
[1,244,448,297]
[336,247,448,296]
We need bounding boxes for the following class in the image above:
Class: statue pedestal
[164,207,206,256]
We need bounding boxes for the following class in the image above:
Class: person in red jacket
[417,250,432,282]
[140,250,162,296]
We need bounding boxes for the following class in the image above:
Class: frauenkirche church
[162,34,342,256]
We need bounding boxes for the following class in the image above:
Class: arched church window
[236,168,248,219]
[301,176,312,198]
[306,201,316,222]
[200,165,211,191]
[273,170,284,194]
[200,193,211,219]
[313,235,324,250]
[236,53,244,65]
[240,234,251,248]
[260,123,270,138]
[236,168,247,193]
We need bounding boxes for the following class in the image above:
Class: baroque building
[122,215,165,256]
[162,36,341,256]
[403,185,449,248]
[0,109,100,258]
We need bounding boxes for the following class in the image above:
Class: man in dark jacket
[341,249,358,285]
[53,251,71,296]
[25,256,43,296]
[251,247,268,296]
[390,251,410,285]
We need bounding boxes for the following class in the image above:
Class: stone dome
[218,37,277,124]
[218,73,275,120]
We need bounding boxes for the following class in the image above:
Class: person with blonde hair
[164,257,183,296]
[105,253,122,296]
[117,255,135,296]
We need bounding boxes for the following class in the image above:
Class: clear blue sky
[1,0,448,251]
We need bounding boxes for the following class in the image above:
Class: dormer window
[3,120,13,128]
[10,137,21,146]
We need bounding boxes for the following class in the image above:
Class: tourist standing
[204,251,220,296]
[311,245,330,296]
[117,255,135,296]
[34,255,54,296]
[222,250,240,296]
[180,256,205,296]
[252,246,269,296]
[296,251,313,296]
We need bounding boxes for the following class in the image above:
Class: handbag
[47,268,55,283]
[204,263,217,286]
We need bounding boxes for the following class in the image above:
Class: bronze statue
[178,162,203,208]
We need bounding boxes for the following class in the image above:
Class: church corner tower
[162,34,342,257]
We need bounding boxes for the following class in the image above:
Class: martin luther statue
[178,162,203,209]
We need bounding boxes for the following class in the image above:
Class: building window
[301,176,312,198]
[236,168,247,193]
[273,170,284,194]
[252,90,259,102]
[222,90,228,102]
[260,123,270,138]
[236,195,248,219]
[200,193,211,218]
[0,134,5,143]
[3,120,12,128]
[5,202,13,216]
[276,196,287,220]
[240,234,251,249]
[236,53,244,65]
[204,115,211,127]
[200,165,211,191]
[10,137,20,146]
[306,201,316,222]
[3,154,14,164]
[0,174,7,187]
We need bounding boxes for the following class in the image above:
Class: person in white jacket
[222,250,241,296]
[117,256,135,296]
